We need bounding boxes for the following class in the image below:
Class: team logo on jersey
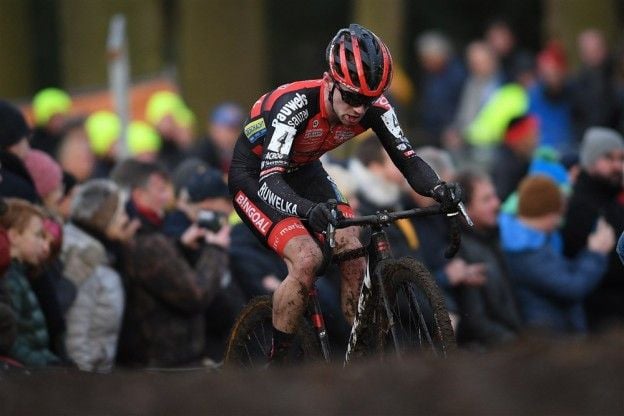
[275,93,308,122]
[380,109,404,139]
[244,118,266,143]
[257,182,298,215]
[304,129,324,139]
[235,191,272,235]
[312,119,319,128]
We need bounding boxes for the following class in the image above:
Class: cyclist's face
[331,83,373,126]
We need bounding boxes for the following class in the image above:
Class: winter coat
[618,231,624,266]
[117,201,223,367]
[500,213,607,333]
[62,223,124,372]
[5,260,59,366]
[0,279,17,354]
[490,144,530,202]
[455,225,522,346]
[562,171,624,327]
[528,82,574,152]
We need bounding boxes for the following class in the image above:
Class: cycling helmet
[326,23,393,96]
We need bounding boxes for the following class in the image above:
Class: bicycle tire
[223,295,322,368]
[376,257,456,358]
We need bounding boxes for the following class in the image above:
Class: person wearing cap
[144,90,189,171]
[0,101,40,203]
[491,114,539,201]
[23,149,64,215]
[193,102,244,175]
[562,126,624,330]
[30,88,72,157]
[85,111,121,178]
[500,175,614,334]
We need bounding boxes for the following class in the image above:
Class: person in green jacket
[0,198,59,366]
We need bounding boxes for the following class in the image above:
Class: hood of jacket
[61,222,108,287]
[499,212,563,253]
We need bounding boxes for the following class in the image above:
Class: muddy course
[2,331,624,415]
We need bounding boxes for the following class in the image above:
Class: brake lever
[456,202,473,227]
[327,199,338,249]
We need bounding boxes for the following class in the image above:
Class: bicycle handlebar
[327,200,472,259]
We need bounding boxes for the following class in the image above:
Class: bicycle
[224,200,470,368]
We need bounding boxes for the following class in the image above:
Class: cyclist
[229,23,461,362]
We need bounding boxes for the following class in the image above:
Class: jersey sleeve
[257,90,316,217]
[364,97,441,196]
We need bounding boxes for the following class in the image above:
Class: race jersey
[230,79,441,217]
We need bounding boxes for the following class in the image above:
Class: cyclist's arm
[257,93,315,218]
[364,99,441,195]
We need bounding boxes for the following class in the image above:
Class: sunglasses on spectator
[336,84,379,108]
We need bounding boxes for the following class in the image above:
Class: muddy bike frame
[305,200,470,365]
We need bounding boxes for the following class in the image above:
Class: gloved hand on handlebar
[306,202,338,233]
[431,182,463,213]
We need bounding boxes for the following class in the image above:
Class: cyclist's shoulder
[262,79,322,110]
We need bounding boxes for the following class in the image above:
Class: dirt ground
[2,331,624,415]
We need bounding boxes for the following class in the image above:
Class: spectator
[163,166,245,360]
[484,19,521,83]
[193,102,244,175]
[454,169,522,348]
[571,29,621,144]
[528,41,574,153]
[404,147,485,326]
[500,176,614,334]
[85,111,121,178]
[0,199,59,366]
[491,114,539,201]
[56,117,96,182]
[112,160,221,367]
[62,179,138,372]
[413,31,466,144]
[127,121,162,163]
[58,172,78,222]
[30,88,72,157]
[562,127,624,330]
[0,100,39,203]
[348,135,419,259]
[145,91,190,171]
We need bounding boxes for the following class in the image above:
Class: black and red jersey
[230,79,440,218]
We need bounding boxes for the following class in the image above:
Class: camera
[196,210,225,233]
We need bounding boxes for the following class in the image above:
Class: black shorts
[229,161,353,256]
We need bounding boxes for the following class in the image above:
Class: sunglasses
[336,85,378,108]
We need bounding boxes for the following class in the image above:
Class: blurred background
[1,0,623,124]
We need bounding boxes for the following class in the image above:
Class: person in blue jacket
[499,175,615,333]
[617,231,624,265]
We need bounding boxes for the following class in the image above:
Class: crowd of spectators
[0,20,623,371]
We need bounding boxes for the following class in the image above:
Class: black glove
[431,182,463,213]
[306,202,338,233]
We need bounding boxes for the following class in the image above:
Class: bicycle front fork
[308,287,332,362]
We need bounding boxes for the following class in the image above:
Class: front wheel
[223,295,321,368]
[376,257,456,358]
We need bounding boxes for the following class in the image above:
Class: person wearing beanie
[62,179,137,372]
[562,126,624,330]
[491,114,540,201]
[127,121,162,163]
[499,175,615,333]
[86,111,121,179]
[30,88,72,157]
[192,102,244,175]
[23,149,64,213]
[0,100,40,203]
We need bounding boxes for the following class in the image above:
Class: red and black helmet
[326,23,393,97]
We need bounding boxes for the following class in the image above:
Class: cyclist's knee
[283,236,323,282]
[336,226,362,252]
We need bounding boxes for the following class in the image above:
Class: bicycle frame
[306,203,466,365]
